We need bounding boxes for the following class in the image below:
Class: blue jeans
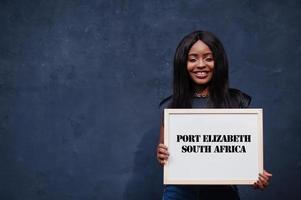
[163,185,240,200]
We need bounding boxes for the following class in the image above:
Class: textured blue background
[1,0,300,199]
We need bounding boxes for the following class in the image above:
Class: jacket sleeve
[239,92,251,108]
[229,88,252,108]
[159,95,172,124]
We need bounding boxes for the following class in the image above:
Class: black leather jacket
[159,88,251,108]
[228,88,251,108]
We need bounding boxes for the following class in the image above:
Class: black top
[160,88,251,123]
[160,88,251,109]
[160,96,209,123]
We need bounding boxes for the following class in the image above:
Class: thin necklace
[194,91,209,98]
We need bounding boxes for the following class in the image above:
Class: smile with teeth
[194,71,209,78]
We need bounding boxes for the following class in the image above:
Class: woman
[157,30,272,199]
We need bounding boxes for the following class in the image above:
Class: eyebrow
[188,52,213,57]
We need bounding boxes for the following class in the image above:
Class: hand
[253,170,272,190]
[156,143,169,166]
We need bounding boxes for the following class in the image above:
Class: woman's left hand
[253,170,272,190]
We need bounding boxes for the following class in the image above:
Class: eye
[205,57,214,62]
[188,58,197,62]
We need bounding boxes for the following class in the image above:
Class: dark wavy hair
[170,30,232,108]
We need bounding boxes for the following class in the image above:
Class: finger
[254,179,264,190]
[263,170,273,177]
[259,173,269,182]
[159,159,165,166]
[159,159,167,166]
[158,143,168,150]
[157,147,169,155]
[253,182,261,190]
[257,181,264,189]
[157,154,169,160]
[157,152,169,160]
[158,148,169,155]
[157,157,166,165]
[259,176,268,187]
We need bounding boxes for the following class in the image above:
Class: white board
[164,109,263,185]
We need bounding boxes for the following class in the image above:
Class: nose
[196,59,206,68]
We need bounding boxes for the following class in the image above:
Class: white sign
[164,109,263,185]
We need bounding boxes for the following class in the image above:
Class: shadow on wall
[123,127,163,199]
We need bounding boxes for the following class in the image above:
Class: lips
[193,71,209,79]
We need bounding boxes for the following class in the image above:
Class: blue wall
[1,0,300,199]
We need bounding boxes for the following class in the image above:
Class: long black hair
[170,30,232,108]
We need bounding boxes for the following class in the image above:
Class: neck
[194,85,209,97]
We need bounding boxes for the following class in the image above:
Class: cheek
[186,63,193,71]
[208,62,214,70]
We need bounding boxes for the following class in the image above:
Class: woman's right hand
[157,143,169,166]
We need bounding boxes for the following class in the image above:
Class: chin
[192,78,212,85]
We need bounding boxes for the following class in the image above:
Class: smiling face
[187,40,214,86]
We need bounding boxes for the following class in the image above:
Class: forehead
[188,40,212,55]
